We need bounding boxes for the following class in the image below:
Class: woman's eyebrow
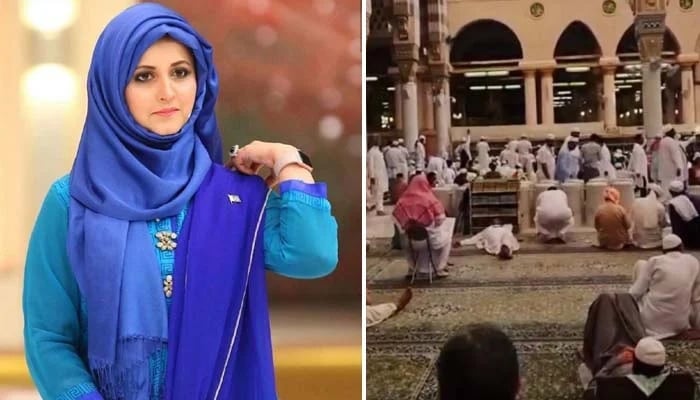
[134,60,192,69]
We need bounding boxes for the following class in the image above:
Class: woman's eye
[172,68,191,79]
[134,72,153,82]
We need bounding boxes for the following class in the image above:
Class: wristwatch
[273,148,313,176]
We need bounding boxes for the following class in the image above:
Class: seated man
[629,234,700,338]
[594,187,631,250]
[455,221,519,259]
[483,162,503,179]
[629,184,667,249]
[437,324,520,400]
[393,175,453,278]
[534,187,574,243]
[668,180,700,249]
[592,338,697,400]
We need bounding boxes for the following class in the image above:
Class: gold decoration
[603,0,617,14]
[529,2,544,18]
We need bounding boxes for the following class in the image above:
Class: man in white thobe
[558,127,582,158]
[536,134,556,181]
[535,187,574,242]
[457,223,520,259]
[555,138,581,182]
[629,234,700,338]
[396,138,410,178]
[384,140,404,180]
[657,125,686,190]
[629,185,667,249]
[426,154,447,177]
[517,135,533,167]
[415,135,427,170]
[442,160,456,185]
[475,137,490,173]
[367,288,412,327]
[367,142,389,215]
[599,143,616,180]
[500,141,519,167]
[628,134,649,191]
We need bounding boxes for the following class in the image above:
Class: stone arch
[554,20,602,58]
[449,19,523,63]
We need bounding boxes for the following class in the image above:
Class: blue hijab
[67,3,222,398]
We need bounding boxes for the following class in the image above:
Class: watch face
[298,150,312,167]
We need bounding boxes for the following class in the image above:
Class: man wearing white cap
[555,137,581,182]
[536,134,556,181]
[454,135,471,169]
[628,134,649,192]
[384,140,404,181]
[367,139,389,215]
[534,186,574,242]
[629,234,700,338]
[475,137,490,174]
[499,139,520,168]
[657,124,686,190]
[668,180,700,248]
[516,134,532,157]
[415,135,427,170]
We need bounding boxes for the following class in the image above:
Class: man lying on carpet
[366,288,413,328]
[453,219,520,260]
[437,324,520,400]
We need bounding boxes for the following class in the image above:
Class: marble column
[540,68,554,125]
[681,64,696,124]
[642,63,663,138]
[602,65,618,130]
[401,78,419,152]
[523,69,537,126]
[434,78,450,157]
[422,80,435,130]
[394,79,403,130]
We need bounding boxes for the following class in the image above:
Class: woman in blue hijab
[23,4,338,400]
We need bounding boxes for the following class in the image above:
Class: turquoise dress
[23,175,338,400]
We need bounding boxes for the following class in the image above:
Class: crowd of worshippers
[433,323,696,399]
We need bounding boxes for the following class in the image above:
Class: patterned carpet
[366,248,700,400]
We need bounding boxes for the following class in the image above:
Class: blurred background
[0,0,361,398]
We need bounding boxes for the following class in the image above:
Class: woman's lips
[154,108,178,117]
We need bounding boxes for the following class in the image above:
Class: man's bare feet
[394,288,413,314]
[376,210,387,216]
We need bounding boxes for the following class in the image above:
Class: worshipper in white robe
[499,143,519,167]
[367,142,389,215]
[536,135,556,181]
[555,138,581,182]
[426,154,447,177]
[535,187,574,242]
[396,138,410,178]
[558,127,582,158]
[648,133,663,183]
[521,153,537,181]
[476,137,490,173]
[366,288,413,327]
[630,185,667,249]
[415,135,427,169]
[384,140,404,179]
[516,135,532,156]
[599,143,617,180]
[442,159,456,185]
[628,134,649,191]
[457,223,520,259]
[657,125,686,190]
[629,234,700,338]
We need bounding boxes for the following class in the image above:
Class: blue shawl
[66,3,227,398]
[167,165,276,399]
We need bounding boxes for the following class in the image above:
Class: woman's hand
[226,141,314,184]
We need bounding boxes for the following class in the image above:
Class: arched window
[553,21,602,124]
[449,20,524,126]
[615,25,681,127]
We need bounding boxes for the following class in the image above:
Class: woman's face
[125,38,196,136]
